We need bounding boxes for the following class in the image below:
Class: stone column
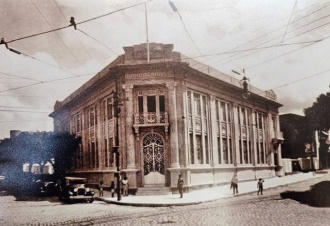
[167,82,180,168]
[123,84,136,169]
[267,113,275,166]
[232,104,240,166]
[209,96,218,166]
[96,101,103,168]
[251,111,257,166]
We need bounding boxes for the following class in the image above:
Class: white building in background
[50,43,283,194]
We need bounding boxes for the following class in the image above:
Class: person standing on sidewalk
[257,178,265,195]
[177,174,184,198]
[231,174,239,195]
[109,181,115,198]
[99,180,104,197]
[122,176,129,196]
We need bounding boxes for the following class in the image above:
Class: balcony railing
[134,112,168,126]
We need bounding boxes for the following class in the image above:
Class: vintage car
[58,177,94,203]
[33,174,60,196]
[36,180,59,196]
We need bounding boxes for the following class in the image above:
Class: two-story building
[49,43,283,193]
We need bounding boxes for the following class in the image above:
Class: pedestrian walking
[177,174,184,198]
[99,180,104,197]
[109,181,115,198]
[231,174,239,195]
[122,176,129,196]
[257,178,265,195]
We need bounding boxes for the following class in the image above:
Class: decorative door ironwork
[143,134,165,175]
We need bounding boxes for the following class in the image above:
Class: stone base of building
[67,165,278,195]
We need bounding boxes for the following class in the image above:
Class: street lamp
[110,77,122,201]
[232,69,251,99]
[112,146,121,201]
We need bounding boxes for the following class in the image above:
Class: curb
[95,173,328,207]
[95,198,211,207]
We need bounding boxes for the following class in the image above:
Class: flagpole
[145,3,150,63]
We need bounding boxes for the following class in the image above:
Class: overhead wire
[1,0,328,119]
[0,71,43,83]
[0,94,59,99]
[169,1,202,55]
[52,0,92,60]
[0,0,148,95]
[259,67,330,93]
[181,39,321,60]
[246,35,330,71]
[77,29,119,55]
[19,52,75,75]
[191,3,330,69]
[30,0,81,64]
[0,105,52,110]
[7,0,156,44]
[0,71,94,94]
[281,0,298,43]
[0,109,50,113]
[0,119,50,124]
[204,11,330,70]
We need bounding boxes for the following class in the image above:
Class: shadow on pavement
[280,180,330,207]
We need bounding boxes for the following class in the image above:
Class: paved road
[1,174,330,226]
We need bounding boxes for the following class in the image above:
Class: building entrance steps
[97,171,328,207]
[136,185,172,196]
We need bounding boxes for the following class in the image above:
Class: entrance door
[143,133,165,185]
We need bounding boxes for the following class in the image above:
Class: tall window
[90,142,95,168]
[194,94,201,116]
[216,100,232,164]
[147,96,156,112]
[88,107,95,127]
[138,93,165,113]
[138,96,144,113]
[109,137,114,167]
[237,106,252,164]
[159,96,165,112]
[107,98,113,120]
[104,139,108,167]
[255,112,266,164]
[71,112,82,134]
[187,91,209,165]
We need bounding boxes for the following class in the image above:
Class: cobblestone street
[2,175,330,226]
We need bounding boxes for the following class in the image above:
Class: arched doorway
[143,133,165,185]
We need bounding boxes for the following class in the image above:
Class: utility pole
[145,3,150,62]
[112,76,121,201]
[310,142,315,171]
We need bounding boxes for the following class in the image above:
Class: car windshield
[70,180,86,185]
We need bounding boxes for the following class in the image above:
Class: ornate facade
[50,43,283,193]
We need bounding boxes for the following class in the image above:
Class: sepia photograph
[1,0,330,225]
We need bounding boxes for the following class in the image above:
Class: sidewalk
[96,172,327,207]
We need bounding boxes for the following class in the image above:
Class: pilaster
[123,84,136,169]
[232,104,240,166]
[210,95,218,166]
[267,113,275,166]
[251,111,257,165]
[96,101,103,168]
[167,82,180,168]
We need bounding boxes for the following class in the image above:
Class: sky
[0,0,330,139]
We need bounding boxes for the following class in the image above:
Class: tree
[0,131,81,189]
[304,91,330,169]
[304,92,330,132]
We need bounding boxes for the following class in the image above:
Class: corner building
[50,43,283,194]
